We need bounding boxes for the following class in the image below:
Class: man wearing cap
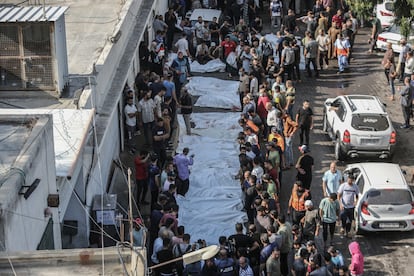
[295,145,314,190]
[322,161,343,197]
[173,147,194,196]
[337,174,359,237]
[132,217,147,247]
[288,181,311,226]
[301,200,320,242]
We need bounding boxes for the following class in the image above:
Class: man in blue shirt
[173,147,194,196]
[322,161,342,197]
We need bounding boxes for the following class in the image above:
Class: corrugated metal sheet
[0,6,68,22]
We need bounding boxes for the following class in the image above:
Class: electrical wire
[3,209,121,243]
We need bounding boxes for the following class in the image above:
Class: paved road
[117,9,414,274]
[189,29,414,276]
[272,28,414,275]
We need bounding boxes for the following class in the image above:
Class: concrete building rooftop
[3,0,125,75]
[0,109,94,177]
[0,119,33,176]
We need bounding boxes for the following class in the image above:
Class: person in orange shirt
[283,113,298,168]
[288,181,311,226]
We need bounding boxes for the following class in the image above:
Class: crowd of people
[123,1,373,275]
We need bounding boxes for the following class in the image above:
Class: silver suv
[323,95,396,160]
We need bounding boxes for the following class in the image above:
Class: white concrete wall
[79,0,169,246]
[0,116,61,251]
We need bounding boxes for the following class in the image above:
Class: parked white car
[343,163,414,233]
[323,95,396,161]
[376,23,414,53]
[374,0,395,28]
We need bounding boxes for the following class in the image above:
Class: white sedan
[374,0,395,28]
[376,24,414,53]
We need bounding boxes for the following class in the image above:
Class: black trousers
[292,209,306,226]
[136,178,148,203]
[176,177,190,196]
[322,221,336,242]
[299,125,310,145]
[280,252,289,276]
[305,57,319,77]
[340,207,354,233]
[402,105,412,127]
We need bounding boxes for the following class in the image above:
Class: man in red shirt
[331,9,344,29]
[134,150,150,204]
[220,35,237,58]
[220,35,237,77]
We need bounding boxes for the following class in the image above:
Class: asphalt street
[117,11,414,276]
[187,28,414,276]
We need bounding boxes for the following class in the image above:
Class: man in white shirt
[249,72,259,97]
[194,16,204,44]
[124,97,138,154]
[175,33,191,58]
[270,0,283,29]
[241,46,252,74]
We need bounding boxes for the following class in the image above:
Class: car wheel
[335,137,346,161]
[322,114,328,132]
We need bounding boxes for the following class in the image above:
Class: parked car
[323,95,396,160]
[342,162,414,234]
[374,0,395,28]
[376,23,414,53]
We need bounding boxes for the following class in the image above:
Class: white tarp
[185,77,241,110]
[190,59,226,73]
[176,112,247,244]
[167,53,226,73]
[0,109,94,177]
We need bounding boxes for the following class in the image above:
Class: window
[356,175,365,193]
[351,114,389,131]
[367,189,412,205]
[332,99,346,121]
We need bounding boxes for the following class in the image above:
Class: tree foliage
[393,0,414,23]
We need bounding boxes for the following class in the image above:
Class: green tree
[348,0,376,27]
[393,0,414,22]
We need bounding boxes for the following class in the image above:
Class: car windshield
[384,2,394,11]
[351,114,389,131]
[367,189,412,205]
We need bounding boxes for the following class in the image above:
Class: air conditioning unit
[0,6,68,96]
